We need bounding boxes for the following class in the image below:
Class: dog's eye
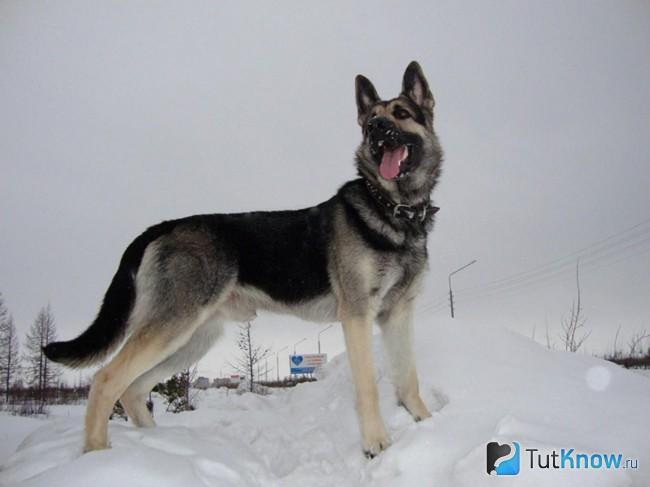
[394,107,411,120]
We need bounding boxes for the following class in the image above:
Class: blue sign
[290,366,316,374]
[289,354,327,375]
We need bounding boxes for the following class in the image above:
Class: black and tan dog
[45,61,443,457]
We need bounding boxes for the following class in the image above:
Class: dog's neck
[355,158,437,205]
[363,178,439,224]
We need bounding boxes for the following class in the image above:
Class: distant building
[193,376,210,390]
[211,375,243,388]
[212,378,231,388]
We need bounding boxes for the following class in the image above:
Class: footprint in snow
[429,388,449,412]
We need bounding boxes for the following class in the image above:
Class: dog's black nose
[367,117,394,136]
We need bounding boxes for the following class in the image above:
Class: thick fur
[43,221,180,367]
[44,61,443,457]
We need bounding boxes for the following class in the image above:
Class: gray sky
[1,1,649,381]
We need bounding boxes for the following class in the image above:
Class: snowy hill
[1,317,648,486]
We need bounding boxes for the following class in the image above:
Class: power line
[416,297,447,316]
[416,216,650,314]
[455,219,650,299]
[455,233,650,303]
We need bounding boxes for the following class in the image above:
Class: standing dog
[44,61,443,457]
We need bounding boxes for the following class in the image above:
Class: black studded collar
[364,179,439,223]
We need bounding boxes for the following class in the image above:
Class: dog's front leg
[378,301,431,422]
[341,315,389,458]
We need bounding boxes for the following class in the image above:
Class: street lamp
[276,345,288,381]
[448,259,477,318]
[317,324,333,354]
[293,338,306,355]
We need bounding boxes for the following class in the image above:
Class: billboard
[289,354,327,374]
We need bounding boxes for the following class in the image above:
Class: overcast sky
[1,1,649,382]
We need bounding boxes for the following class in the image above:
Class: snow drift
[1,317,648,486]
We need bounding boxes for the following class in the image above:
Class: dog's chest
[376,246,427,302]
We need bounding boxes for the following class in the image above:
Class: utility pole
[448,259,477,318]
[276,345,288,381]
[292,338,307,380]
[293,337,306,355]
[317,324,333,354]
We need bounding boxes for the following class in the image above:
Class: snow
[0,415,43,464]
[1,317,648,486]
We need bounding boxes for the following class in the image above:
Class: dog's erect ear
[355,75,380,126]
[402,61,434,111]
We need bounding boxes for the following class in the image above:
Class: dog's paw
[399,394,432,422]
[412,411,432,422]
[362,433,390,459]
[411,405,432,422]
[83,441,111,454]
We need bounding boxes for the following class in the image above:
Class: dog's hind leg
[120,317,224,427]
[377,299,431,422]
[84,228,235,452]
[84,312,215,452]
[119,384,156,428]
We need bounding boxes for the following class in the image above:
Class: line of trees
[0,292,63,412]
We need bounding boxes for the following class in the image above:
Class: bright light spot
[585,366,612,392]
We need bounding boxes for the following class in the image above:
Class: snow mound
[1,317,648,486]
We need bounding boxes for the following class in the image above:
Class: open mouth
[371,141,415,181]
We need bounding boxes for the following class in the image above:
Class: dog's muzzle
[368,117,399,152]
[367,117,411,181]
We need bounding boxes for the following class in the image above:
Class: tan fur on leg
[341,317,389,457]
[120,386,155,428]
[378,301,431,421]
[84,322,202,452]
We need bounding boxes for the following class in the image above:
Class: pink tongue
[379,145,407,180]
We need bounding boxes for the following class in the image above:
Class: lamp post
[293,338,306,355]
[276,345,288,381]
[317,324,333,354]
[448,259,477,318]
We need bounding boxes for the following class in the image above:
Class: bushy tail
[43,222,176,368]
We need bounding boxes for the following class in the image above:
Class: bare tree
[0,292,8,327]
[0,316,20,402]
[544,316,554,350]
[24,304,60,406]
[560,260,591,352]
[182,364,199,411]
[0,293,21,402]
[610,324,623,360]
[228,322,271,392]
[627,329,649,358]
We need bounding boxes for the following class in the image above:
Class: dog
[44,61,443,457]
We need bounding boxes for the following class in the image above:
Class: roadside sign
[289,353,327,374]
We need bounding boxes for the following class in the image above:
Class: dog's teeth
[401,145,409,162]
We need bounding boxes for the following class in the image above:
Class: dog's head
[355,61,442,201]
